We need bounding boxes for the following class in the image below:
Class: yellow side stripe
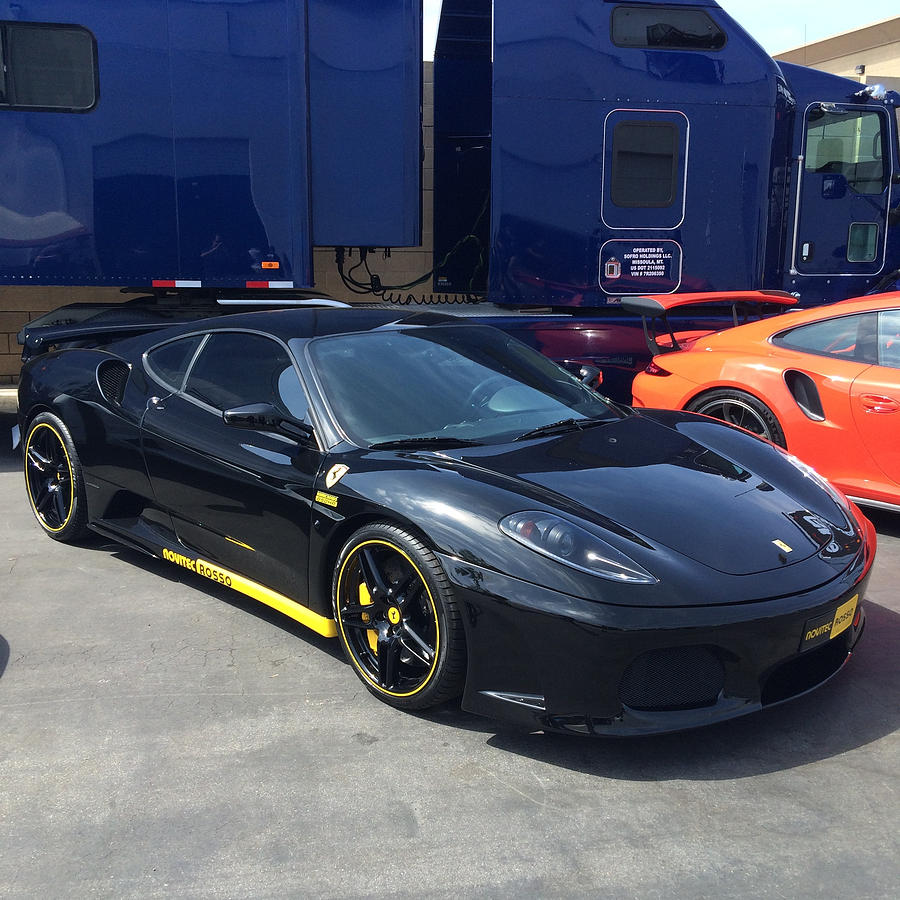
[161,547,337,638]
[225,536,256,551]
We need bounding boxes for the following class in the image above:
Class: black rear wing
[620,290,797,355]
[19,295,349,361]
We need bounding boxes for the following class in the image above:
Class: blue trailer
[2,1,899,396]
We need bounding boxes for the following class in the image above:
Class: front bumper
[438,526,873,735]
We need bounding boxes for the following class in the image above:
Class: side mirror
[579,365,603,388]
[223,403,314,443]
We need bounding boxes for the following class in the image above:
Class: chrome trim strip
[481,691,546,711]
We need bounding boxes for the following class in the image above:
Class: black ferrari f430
[17,301,874,735]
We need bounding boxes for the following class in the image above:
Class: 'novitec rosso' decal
[160,546,338,638]
[163,547,232,586]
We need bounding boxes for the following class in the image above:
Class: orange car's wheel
[687,390,787,448]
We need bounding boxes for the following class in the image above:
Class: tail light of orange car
[644,361,672,377]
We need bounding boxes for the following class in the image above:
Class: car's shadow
[866,507,900,538]
[83,538,346,663]
[421,595,900,780]
[0,634,9,680]
[92,535,900,780]
[0,410,21,474]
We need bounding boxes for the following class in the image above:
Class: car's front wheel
[23,412,89,541]
[687,389,787,447]
[332,523,466,709]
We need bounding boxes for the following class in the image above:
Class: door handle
[148,396,166,411]
[860,394,900,414]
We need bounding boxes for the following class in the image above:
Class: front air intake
[619,646,725,711]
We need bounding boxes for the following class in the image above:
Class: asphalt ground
[1,408,898,899]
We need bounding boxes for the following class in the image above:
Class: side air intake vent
[97,359,131,407]
[784,370,825,421]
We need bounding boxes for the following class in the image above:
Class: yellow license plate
[800,594,858,651]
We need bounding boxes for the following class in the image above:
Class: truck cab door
[793,104,891,277]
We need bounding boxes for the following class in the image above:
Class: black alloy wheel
[23,412,88,541]
[687,389,787,447]
[333,523,465,709]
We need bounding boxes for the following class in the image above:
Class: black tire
[332,522,466,710]
[687,389,787,447]
[23,412,89,542]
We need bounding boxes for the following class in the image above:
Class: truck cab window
[612,6,726,51]
[805,108,887,195]
[0,22,98,112]
[611,122,677,207]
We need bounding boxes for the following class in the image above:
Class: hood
[446,413,856,577]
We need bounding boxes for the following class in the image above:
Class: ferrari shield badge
[325,464,349,489]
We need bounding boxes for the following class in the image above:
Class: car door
[850,308,900,487]
[141,329,323,603]
[773,311,883,485]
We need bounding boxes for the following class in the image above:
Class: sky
[423,0,899,59]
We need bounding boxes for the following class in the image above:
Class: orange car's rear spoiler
[620,290,798,354]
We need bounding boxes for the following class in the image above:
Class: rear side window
[0,22,98,111]
[611,122,678,207]
[612,5,726,51]
[146,336,204,390]
[878,310,900,370]
[773,313,879,364]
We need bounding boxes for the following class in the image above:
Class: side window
[0,22,98,111]
[878,310,900,370]
[145,335,204,391]
[847,223,879,263]
[184,332,308,420]
[612,5,726,51]
[611,122,678,208]
[0,22,99,112]
[773,313,878,363]
[804,108,887,195]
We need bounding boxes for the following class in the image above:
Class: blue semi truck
[2,0,899,394]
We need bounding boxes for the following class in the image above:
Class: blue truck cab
[433,0,900,306]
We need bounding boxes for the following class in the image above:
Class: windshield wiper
[368,437,482,450]
[514,416,612,442]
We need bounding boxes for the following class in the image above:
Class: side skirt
[90,517,338,639]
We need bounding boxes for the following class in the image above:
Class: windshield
[299,325,622,447]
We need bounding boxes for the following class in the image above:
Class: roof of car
[188,307,466,341]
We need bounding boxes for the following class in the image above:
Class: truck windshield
[300,326,622,447]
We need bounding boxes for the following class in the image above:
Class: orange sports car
[628,291,900,512]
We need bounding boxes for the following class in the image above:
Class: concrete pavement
[1,409,898,898]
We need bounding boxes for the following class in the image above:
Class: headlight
[499,511,657,584]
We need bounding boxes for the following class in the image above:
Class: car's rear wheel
[333,523,466,709]
[687,389,787,447]
[23,412,89,541]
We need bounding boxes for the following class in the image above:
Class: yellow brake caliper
[359,582,378,654]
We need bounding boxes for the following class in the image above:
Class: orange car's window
[878,310,900,370]
[773,313,878,364]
